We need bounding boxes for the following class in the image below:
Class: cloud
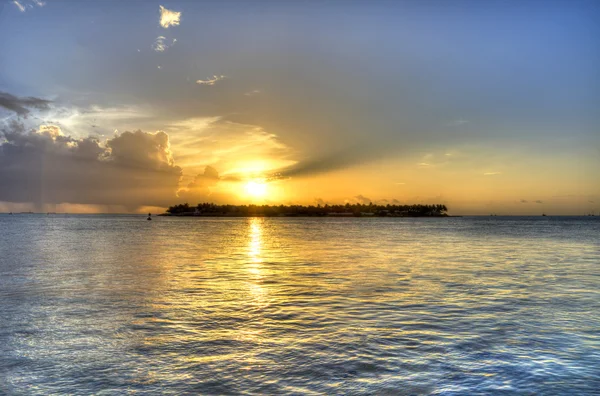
[166,118,295,179]
[152,36,176,52]
[13,1,26,12]
[159,5,181,28]
[12,0,44,12]
[354,195,372,204]
[535,200,543,204]
[0,91,51,116]
[314,198,326,205]
[196,75,226,86]
[244,90,261,96]
[177,166,220,202]
[0,122,183,208]
[484,172,501,176]
[38,124,63,139]
[520,199,528,203]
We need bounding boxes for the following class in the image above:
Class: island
[161,203,449,217]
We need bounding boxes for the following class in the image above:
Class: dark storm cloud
[0,122,182,208]
[0,91,51,116]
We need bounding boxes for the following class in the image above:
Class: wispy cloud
[483,172,501,176]
[244,89,261,96]
[159,5,181,28]
[196,75,226,86]
[12,1,26,12]
[12,0,44,12]
[535,200,543,204]
[520,199,528,203]
[152,36,176,52]
[395,182,405,185]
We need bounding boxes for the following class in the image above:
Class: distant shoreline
[164,203,450,218]
[158,213,455,218]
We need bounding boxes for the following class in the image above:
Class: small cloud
[484,172,501,176]
[13,0,26,11]
[152,36,176,52]
[12,0,44,12]
[354,195,372,204]
[391,199,401,204]
[314,198,326,205]
[418,162,431,167]
[395,182,405,185]
[157,65,162,69]
[589,200,595,203]
[244,89,261,96]
[159,5,181,28]
[196,75,226,86]
[520,199,528,203]
[535,200,543,204]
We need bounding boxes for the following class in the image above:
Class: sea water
[1,215,599,394]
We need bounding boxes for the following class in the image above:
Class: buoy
[147,212,152,221]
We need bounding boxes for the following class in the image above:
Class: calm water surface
[0,215,599,394]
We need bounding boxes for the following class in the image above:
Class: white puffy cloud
[159,5,181,28]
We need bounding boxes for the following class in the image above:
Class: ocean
[1,215,599,394]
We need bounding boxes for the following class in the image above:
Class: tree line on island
[163,202,448,217]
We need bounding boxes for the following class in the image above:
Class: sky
[0,0,598,214]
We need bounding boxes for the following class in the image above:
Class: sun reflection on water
[248,218,263,265]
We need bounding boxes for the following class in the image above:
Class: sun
[245,180,267,198]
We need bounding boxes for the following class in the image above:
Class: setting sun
[245,180,267,199]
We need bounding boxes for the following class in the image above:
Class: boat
[147,212,152,221]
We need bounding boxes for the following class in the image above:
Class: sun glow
[245,180,267,199]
